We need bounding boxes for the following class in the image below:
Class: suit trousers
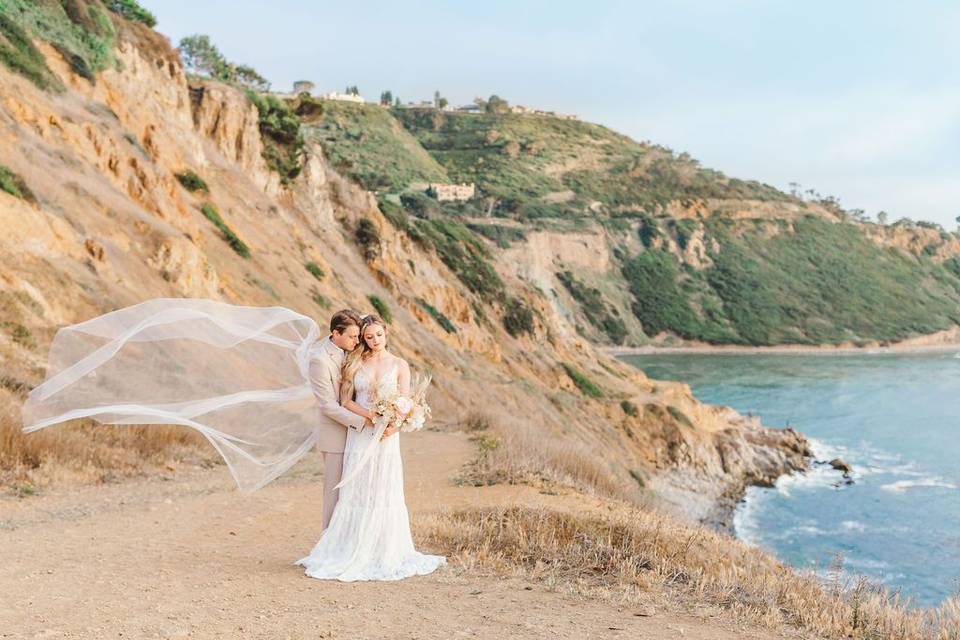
[321,451,344,530]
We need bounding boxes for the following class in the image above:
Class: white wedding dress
[294,361,446,581]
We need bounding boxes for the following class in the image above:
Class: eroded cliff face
[0,24,807,524]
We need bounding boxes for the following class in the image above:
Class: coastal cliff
[0,3,807,525]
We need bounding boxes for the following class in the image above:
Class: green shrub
[10,324,34,348]
[502,297,535,337]
[621,249,703,339]
[310,287,330,309]
[355,218,381,260]
[637,215,661,248]
[304,261,325,281]
[466,223,527,248]
[377,197,409,230]
[400,192,440,218]
[562,363,603,398]
[620,400,639,417]
[174,170,209,193]
[0,12,62,90]
[305,100,448,192]
[945,256,960,279]
[408,218,504,296]
[417,298,457,333]
[0,165,33,201]
[556,270,627,344]
[200,203,250,258]
[367,295,392,323]
[0,0,117,87]
[106,0,157,27]
[245,90,304,185]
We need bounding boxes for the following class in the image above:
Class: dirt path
[1,431,800,639]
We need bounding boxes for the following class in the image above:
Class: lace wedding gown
[294,361,446,581]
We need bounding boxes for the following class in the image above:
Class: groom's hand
[363,417,374,430]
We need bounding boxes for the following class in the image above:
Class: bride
[294,313,446,581]
[19,299,444,582]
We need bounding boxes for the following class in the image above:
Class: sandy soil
[0,431,801,640]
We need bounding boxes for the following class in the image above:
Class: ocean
[621,350,960,606]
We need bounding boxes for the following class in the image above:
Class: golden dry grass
[438,412,960,640]
[417,505,960,640]
[456,416,636,502]
[0,392,218,493]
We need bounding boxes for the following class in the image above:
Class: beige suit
[308,336,365,528]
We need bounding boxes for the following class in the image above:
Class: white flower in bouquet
[371,373,432,434]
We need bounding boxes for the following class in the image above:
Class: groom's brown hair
[329,309,361,334]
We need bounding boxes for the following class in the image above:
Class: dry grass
[457,415,634,502]
[417,505,960,640]
[0,393,218,494]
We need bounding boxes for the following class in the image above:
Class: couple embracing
[298,308,445,581]
[20,299,444,583]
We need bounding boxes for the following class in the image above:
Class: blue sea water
[621,350,960,607]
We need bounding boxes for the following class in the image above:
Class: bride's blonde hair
[341,314,388,402]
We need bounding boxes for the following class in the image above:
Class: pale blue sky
[141,0,960,228]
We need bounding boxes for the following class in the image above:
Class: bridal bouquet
[372,373,432,434]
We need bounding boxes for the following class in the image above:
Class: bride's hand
[380,424,399,440]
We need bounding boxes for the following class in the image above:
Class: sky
[141,0,960,228]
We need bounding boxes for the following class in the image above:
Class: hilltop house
[293,80,315,95]
[321,91,365,103]
[427,182,476,202]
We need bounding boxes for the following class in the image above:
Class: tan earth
[0,431,801,640]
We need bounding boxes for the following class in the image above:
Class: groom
[308,309,371,530]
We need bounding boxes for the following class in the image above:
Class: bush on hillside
[621,249,702,339]
[244,91,304,184]
[106,0,157,27]
[0,165,34,201]
[367,295,392,323]
[0,1,116,88]
[174,170,208,193]
[355,219,381,261]
[561,363,603,398]
[417,298,457,334]
[502,297,535,337]
[556,270,627,344]
[408,219,504,297]
[200,203,250,258]
[304,261,325,281]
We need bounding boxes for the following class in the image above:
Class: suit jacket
[309,336,365,453]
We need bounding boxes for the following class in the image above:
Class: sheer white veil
[21,298,325,493]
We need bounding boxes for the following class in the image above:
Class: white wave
[841,520,867,532]
[733,485,771,548]
[880,478,958,493]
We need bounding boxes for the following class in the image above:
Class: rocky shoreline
[648,413,812,534]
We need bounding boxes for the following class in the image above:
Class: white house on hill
[322,91,366,103]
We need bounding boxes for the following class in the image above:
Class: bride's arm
[398,359,411,396]
[339,380,375,420]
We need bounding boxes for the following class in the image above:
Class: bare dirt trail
[1,431,799,640]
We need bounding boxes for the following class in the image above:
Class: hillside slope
[312,102,960,347]
[0,1,804,527]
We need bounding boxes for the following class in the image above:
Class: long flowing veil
[21,298,324,493]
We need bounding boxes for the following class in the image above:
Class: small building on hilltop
[293,80,315,95]
[427,182,476,202]
[321,91,365,103]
